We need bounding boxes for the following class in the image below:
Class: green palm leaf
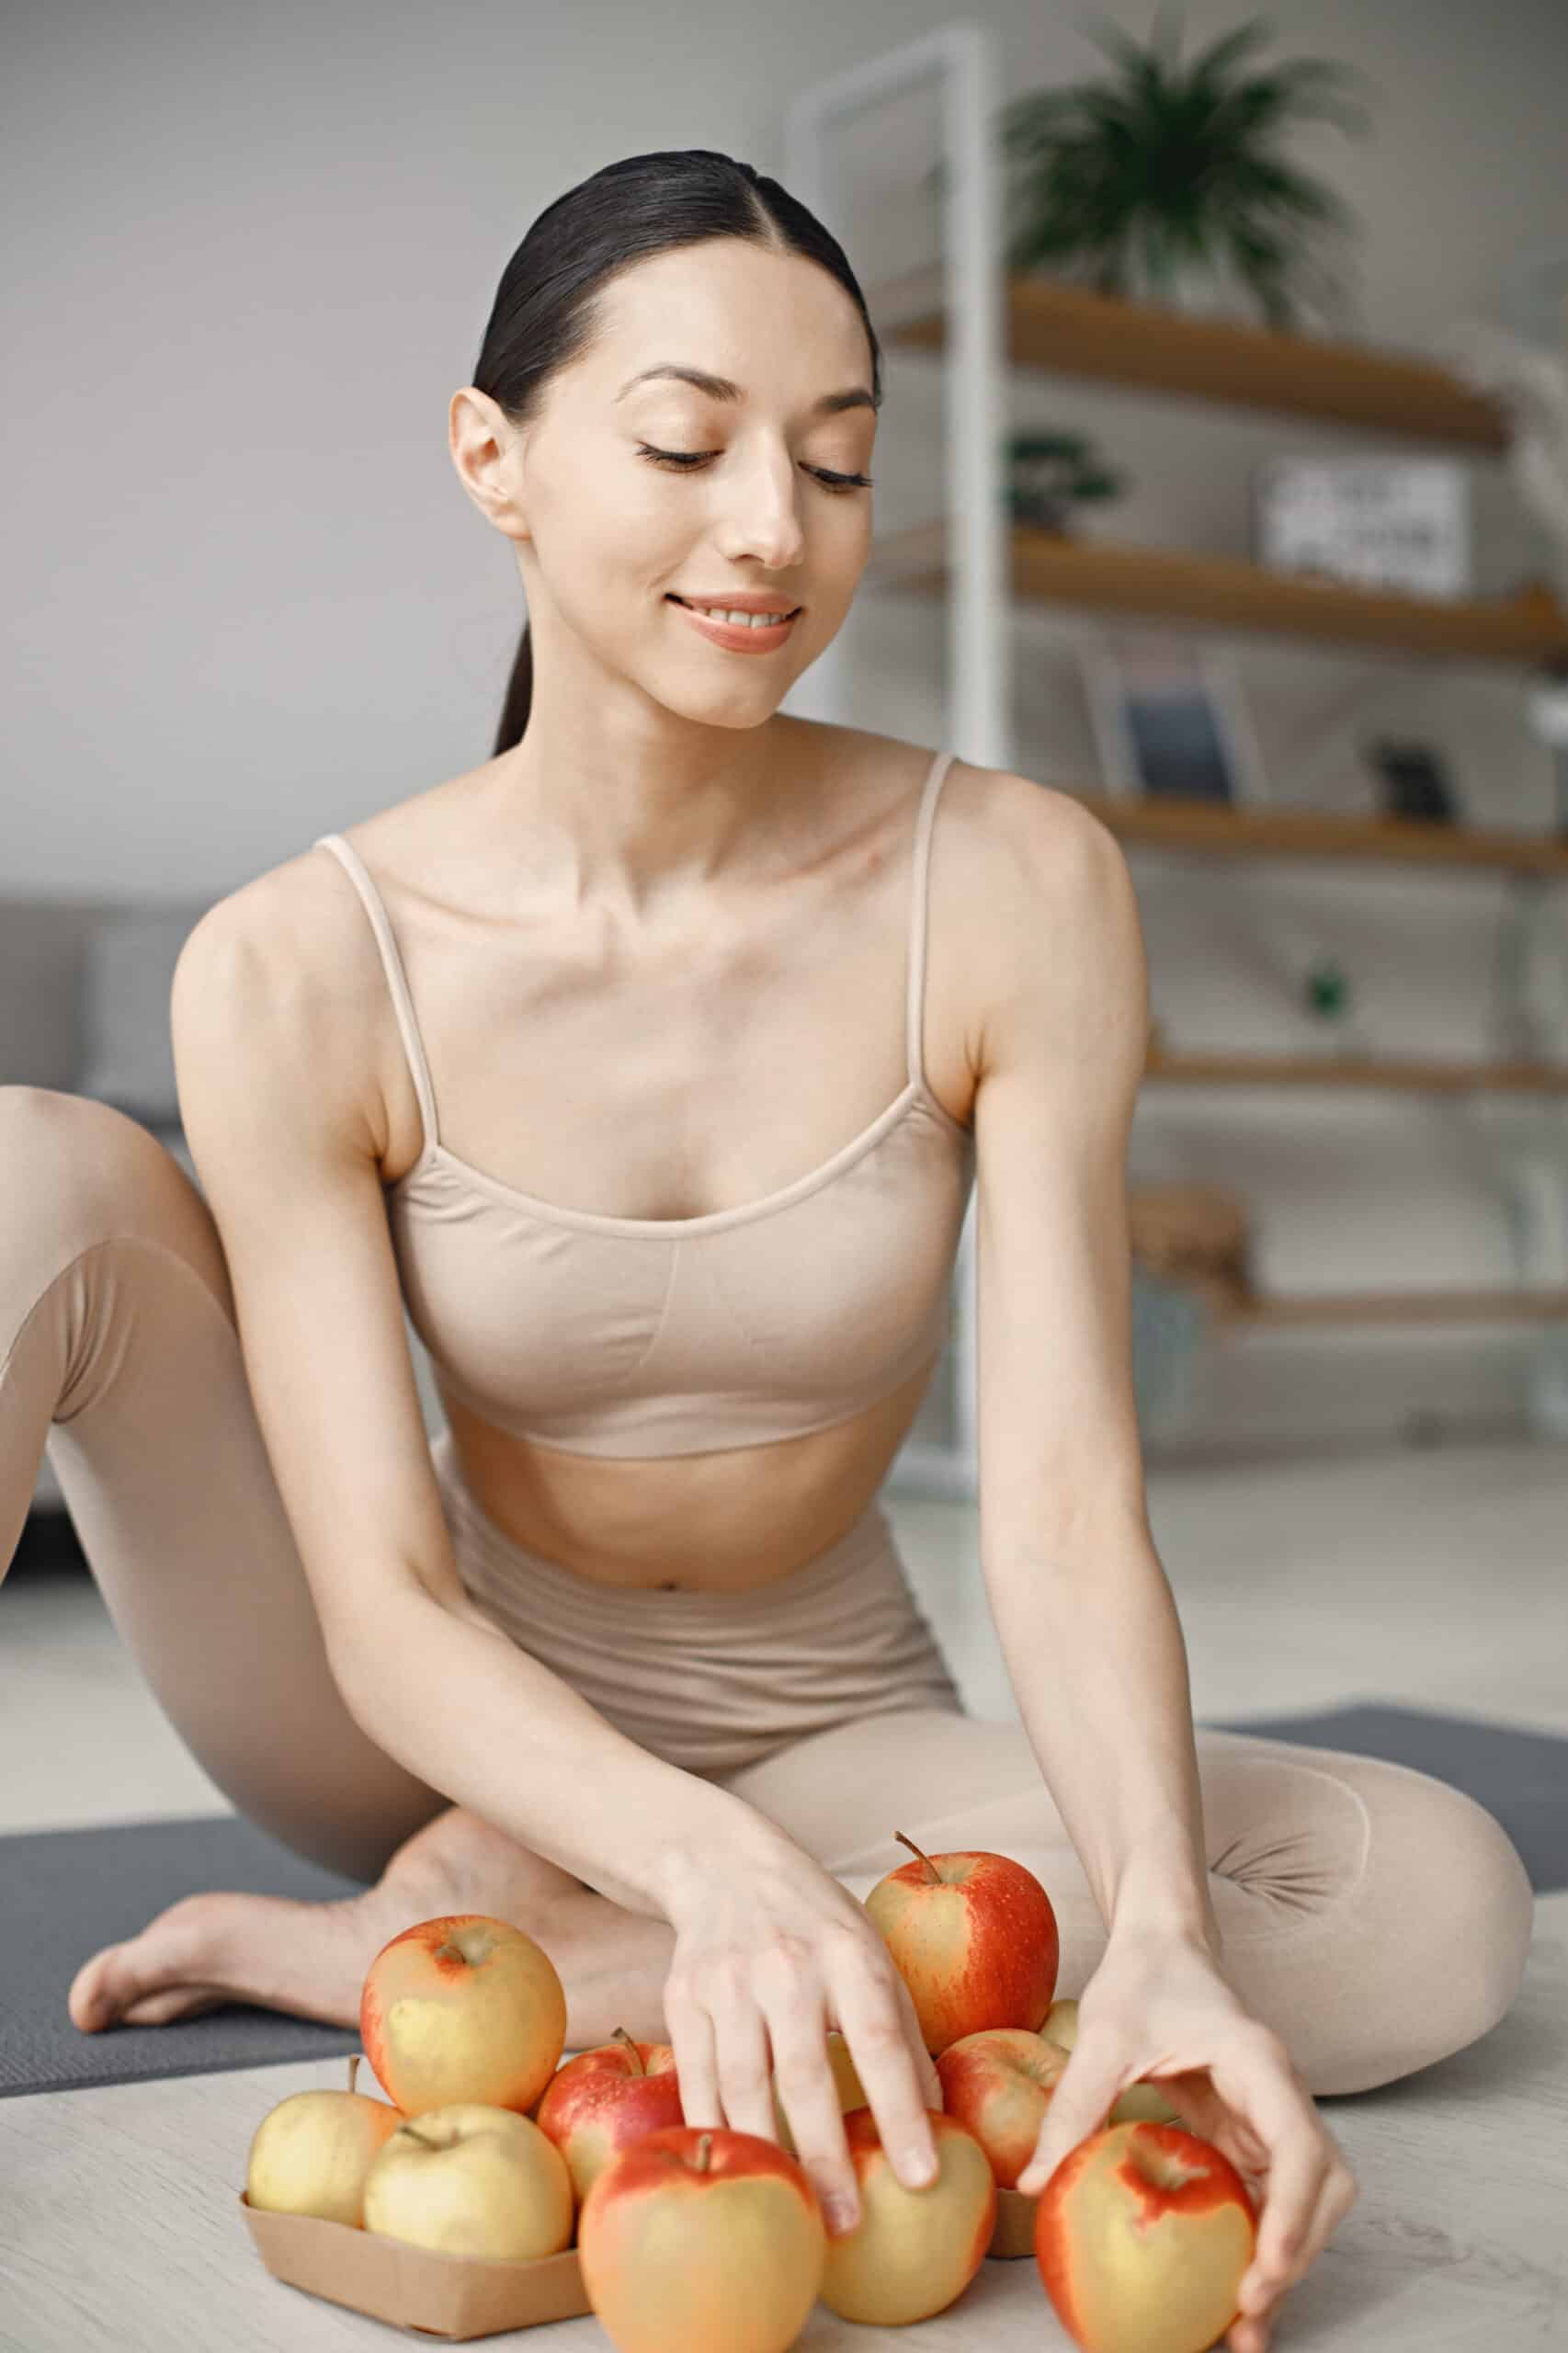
[934,9,1373,330]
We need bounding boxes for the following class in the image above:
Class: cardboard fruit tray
[237,2192,593,2339]
[238,2179,1041,2337]
[989,2184,1040,2260]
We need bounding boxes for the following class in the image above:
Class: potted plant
[935,10,1375,333]
[1006,429,1123,535]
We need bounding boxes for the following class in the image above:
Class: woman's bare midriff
[346,718,982,1598]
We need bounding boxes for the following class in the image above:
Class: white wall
[7,0,1568,1458]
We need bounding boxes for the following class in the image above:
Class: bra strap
[905,749,957,1091]
[312,835,440,1154]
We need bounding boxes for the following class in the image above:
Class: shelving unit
[862,518,1568,665]
[787,24,1568,1499]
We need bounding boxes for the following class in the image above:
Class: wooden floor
[4,1432,1567,2348]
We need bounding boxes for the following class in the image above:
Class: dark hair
[469,149,884,758]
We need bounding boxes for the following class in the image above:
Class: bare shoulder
[917,755,1139,1064]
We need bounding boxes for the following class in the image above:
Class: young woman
[2,151,1532,2353]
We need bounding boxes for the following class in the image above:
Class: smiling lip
[668,594,802,616]
[667,597,803,653]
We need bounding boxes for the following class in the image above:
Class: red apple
[1035,2119,1257,2353]
[862,1832,1060,2052]
[817,2107,995,2325]
[577,2124,825,2353]
[936,2025,1071,2187]
[534,2025,685,2202]
[359,1914,567,2119]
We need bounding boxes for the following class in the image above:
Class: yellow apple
[359,1913,566,2118]
[361,2101,574,2260]
[1035,2120,1257,2353]
[245,2053,403,2225]
[817,2108,995,2325]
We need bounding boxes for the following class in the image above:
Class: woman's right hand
[658,1825,944,2238]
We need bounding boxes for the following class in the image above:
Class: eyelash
[636,443,872,494]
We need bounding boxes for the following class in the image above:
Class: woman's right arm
[168,863,754,1917]
[172,862,943,2227]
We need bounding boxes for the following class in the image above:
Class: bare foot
[66,1806,586,2036]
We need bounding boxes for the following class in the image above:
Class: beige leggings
[1,1088,1535,2097]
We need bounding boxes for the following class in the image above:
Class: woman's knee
[1310,1769,1536,2095]
[0,1087,229,1306]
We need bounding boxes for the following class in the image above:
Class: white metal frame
[786,21,1012,1500]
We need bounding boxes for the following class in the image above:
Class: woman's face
[456,238,879,730]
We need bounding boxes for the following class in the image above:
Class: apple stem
[895,1831,941,1885]
[347,2054,361,2096]
[696,2131,713,2172]
[612,2027,645,2075]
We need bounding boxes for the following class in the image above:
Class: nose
[712,445,809,574]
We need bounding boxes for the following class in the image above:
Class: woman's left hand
[1013,1927,1358,2353]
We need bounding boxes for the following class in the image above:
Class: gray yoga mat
[4,1700,1562,2102]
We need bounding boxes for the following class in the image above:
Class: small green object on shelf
[1305,959,1351,1019]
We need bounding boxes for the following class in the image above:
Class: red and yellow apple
[359,1914,567,2119]
[577,2124,825,2353]
[817,2107,995,2325]
[770,2028,870,2154]
[862,1833,1060,2053]
[245,2052,404,2225]
[936,2025,1072,2187]
[361,2100,574,2260]
[534,2025,685,2202]
[939,2021,1184,2191]
[1035,2119,1257,2353]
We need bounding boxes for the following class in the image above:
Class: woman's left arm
[964,782,1358,2353]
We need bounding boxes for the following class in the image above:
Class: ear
[449,384,529,541]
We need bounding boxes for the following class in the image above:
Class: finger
[709,1972,778,2145]
[829,1948,940,2192]
[766,1991,863,2234]
[886,1966,945,2110]
[1016,2030,1127,2191]
[1219,2052,1327,2319]
[663,1977,722,2131]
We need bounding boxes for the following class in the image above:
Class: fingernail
[902,2149,938,2187]
[826,2198,858,2234]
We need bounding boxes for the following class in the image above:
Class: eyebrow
[616,364,880,415]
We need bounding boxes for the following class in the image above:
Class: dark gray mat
[3,1701,1562,2101]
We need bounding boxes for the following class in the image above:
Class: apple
[770,2028,870,2154]
[361,2101,574,2260]
[1043,1996,1081,2050]
[862,1833,1060,2053]
[577,2124,825,2353]
[534,2025,685,2202]
[359,1914,567,2119]
[1041,1997,1184,2126]
[245,2053,403,2225]
[1035,2119,1257,2353]
[936,2026,1071,2188]
[817,2106,994,2325]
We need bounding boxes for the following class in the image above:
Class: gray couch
[2,891,445,1519]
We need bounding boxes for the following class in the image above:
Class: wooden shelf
[1144,1048,1568,1097]
[872,265,1511,449]
[1217,1287,1568,1327]
[1074,792,1568,876]
[864,519,1568,665]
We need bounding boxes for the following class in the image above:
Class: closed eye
[636,443,871,493]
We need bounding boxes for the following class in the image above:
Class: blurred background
[5,0,1568,1808]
